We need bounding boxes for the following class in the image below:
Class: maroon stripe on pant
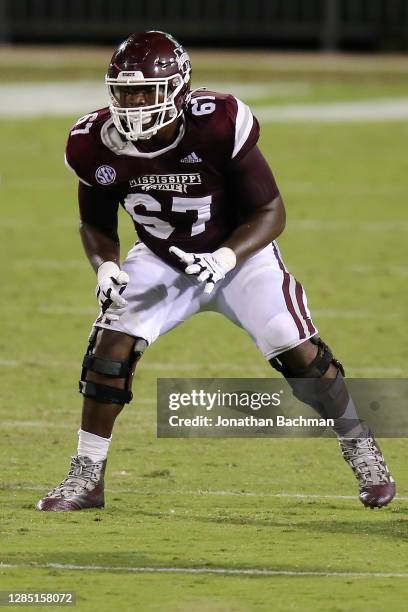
[295,280,316,335]
[272,243,305,339]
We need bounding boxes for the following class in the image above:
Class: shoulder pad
[65,108,112,186]
[188,91,259,161]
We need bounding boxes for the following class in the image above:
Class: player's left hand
[169,246,236,294]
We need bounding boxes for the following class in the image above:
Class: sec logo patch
[95,165,116,185]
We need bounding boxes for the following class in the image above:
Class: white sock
[77,429,112,462]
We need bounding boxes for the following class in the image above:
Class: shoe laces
[340,437,390,486]
[46,456,103,499]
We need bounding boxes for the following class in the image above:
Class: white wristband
[213,247,237,273]
[97,261,120,283]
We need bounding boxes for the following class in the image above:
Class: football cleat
[339,435,396,508]
[36,456,106,512]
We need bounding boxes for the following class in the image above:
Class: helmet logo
[174,46,191,77]
[95,165,116,185]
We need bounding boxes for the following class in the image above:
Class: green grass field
[1,50,408,611]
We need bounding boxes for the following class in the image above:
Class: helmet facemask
[106,72,187,141]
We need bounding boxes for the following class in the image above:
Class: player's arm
[78,182,120,272]
[78,182,128,318]
[222,144,285,265]
[170,145,284,294]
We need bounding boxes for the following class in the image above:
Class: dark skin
[117,86,182,150]
[80,91,334,439]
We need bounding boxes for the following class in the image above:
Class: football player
[37,31,395,511]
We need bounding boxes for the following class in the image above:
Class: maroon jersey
[65,90,279,267]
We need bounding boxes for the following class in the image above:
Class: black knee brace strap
[79,328,147,405]
[79,380,133,405]
[82,354,131,377]
[270,336,346,419]
[270,336,345,378]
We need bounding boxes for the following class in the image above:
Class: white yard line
[345,367,405,376]
[349,264,408,278]
[12,302,408,321]
[312,309,402,321]
[288,220,408,231]
[285,183,408,196]
[0,357,405,376]
[0,82,107,117]
[0,357,269,371]
[108,489,408,502]
[206,81,312,99]
[11,258,85,268]
[2,484,408,502]
[0,82,407,122]
[0,561,407,578]
[255,98,408,123]
[8,219,408,233]
[2,417,155,429]
[0,358,405,376]
[0,81,310,118]
[38,306,96,316]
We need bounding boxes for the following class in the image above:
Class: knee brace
[270,336,344,379]
[270,336,346,418]
[79,327,147,405]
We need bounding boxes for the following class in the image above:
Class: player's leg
[37,327,146,512]
[37,243,206,512]
[80,327,146,438]
[270,335,363,436]
[216,242,395,508]
[270,337,395,508]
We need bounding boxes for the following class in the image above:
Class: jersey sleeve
[64,108,111,187]
[65,123,95,186]
[65,151,93,186]
[226,145,280,215]
[225,96,260,162]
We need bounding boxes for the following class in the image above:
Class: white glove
[169,246,236,294]
[96,261,129,322]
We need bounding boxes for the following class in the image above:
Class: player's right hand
[96,261,129,322]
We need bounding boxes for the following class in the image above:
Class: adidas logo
[180,152,202,163]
